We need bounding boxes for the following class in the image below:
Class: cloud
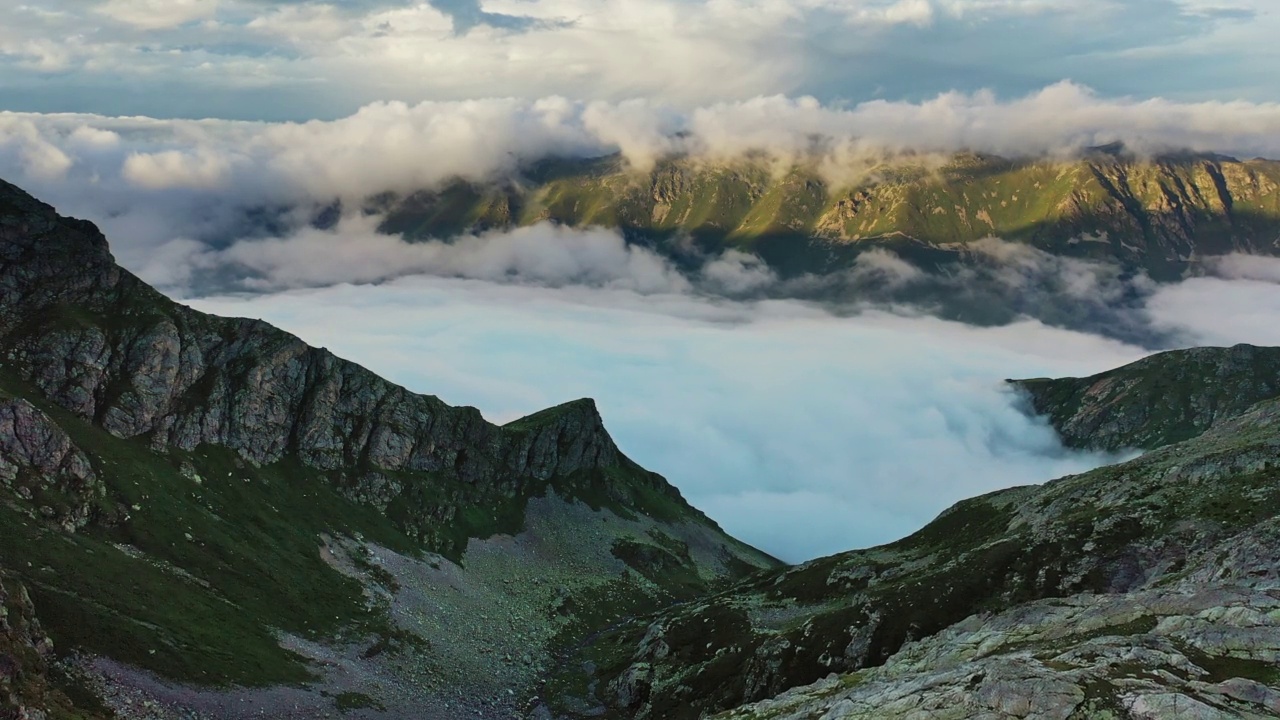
[1144,254,1280,347]
[98,0,220,30]
[0,99,1250,347]
[122,149,232,190]
[2,93,1278,564]
[10,84,1280,208]
[6,82,1280,272]
[0,118,73,181]
[187,276,1149,561]
[190,217,694,293]
[170,244,1280,562]
[0,0,1272,120]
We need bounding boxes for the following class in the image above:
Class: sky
[0,0,1275,120]
[5,0,1280,561]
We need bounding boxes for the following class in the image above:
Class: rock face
[1010,344,1280,452]
[0,398,103,532]
[548,354,1280,719]
[717,544,1280,720]
[0,177,779,719]
[0,177,670,528]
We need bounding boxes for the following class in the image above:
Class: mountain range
[1,172,1279,720]
[373,149,1280,280]
[277,148,1280,343]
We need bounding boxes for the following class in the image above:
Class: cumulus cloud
[188,277,1151,561]
[122,149,233,190]
[0,0,1271,119]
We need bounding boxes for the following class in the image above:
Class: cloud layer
[180,262,1280,562]
[189,280,1146,561]
[5,76,1280,561]
[1,0,1273,120]
[180,245,1280,561]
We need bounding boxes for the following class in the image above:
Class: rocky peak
[501,397,621,479]
[0,178,660,526]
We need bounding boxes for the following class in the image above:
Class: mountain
[4,176,1280,720]
[542,345,1280,719]
[1011,344,1280,452]
[0,178,778,719]
[379,151,1280,283]
[342,150,1280,344]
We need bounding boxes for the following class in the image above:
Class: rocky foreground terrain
[540,345,1280,719]
[1,175,1280,720]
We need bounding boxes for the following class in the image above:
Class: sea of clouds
[186,260,1280,562]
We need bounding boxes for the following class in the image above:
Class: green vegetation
[381,154,1280,283]
[0,363,421,685]
[333,691,385,713]
[1012,345,1280,451]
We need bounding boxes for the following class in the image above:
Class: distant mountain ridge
[378,150,1280,283]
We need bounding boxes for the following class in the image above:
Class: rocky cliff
[3,176,618,486]
[1,567,107,720]
[0,178,778,719]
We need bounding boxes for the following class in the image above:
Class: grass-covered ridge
[381,152,1280,282]
[1010,343,1280,452]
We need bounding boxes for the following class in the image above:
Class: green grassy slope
[383,153,1280,281]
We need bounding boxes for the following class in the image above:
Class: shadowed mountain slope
[0,178,777,719]
[544,346,1280,719]
[1010,344,1280,452]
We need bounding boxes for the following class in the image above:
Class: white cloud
[97,0,220,30]
[170,244,1280,562]
[6,82,1280,256]
[197,216,694,293]
[0,117,73,181]
[1145,255,1280,348]
[0,0,1271,119]
[122,149,232,189]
